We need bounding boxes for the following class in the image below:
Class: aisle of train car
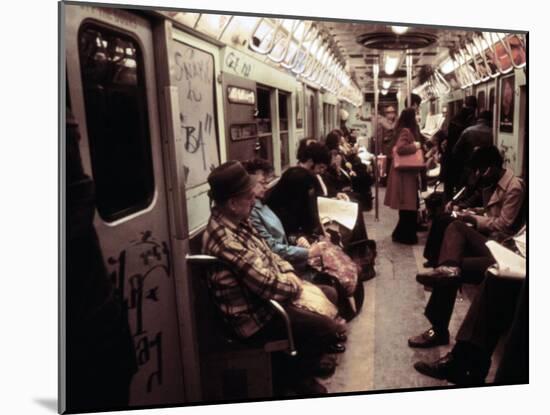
[321,188,498,393]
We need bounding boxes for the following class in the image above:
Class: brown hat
[207,161,256,203]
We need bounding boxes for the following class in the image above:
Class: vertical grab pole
[406,51,413,107]
[373,58,380,221]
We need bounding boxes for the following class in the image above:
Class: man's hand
[456,212,477,226]
[286,273,303,296]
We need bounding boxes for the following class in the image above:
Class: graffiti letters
[225,51,252,78]
[180,112,213,171]
[108,231,171,395]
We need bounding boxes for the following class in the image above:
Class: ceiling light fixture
[391,26,409,35]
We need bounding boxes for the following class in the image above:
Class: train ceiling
[163,11,526,104]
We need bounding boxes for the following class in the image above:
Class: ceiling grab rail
[292,25,319,75]
[281,21,312,70]
[300,36,323,78]
[307,43,330,83]
[472,32,500,79]
[497,33,527,70]
[268,19,301,63]
[249,18,284,55]
[450,50,471,89]
[433,69,451,96]
[457,44,481,85]
[483,32,514,75]
[464,37,490,83]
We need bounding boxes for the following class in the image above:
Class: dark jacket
[453,119,493,167]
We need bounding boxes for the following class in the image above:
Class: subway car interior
[62,2,528,412]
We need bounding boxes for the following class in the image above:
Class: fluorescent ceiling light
[391,26,409,35]
[381,89,388,95]
[384,52,401,75]
[382,80,392,89]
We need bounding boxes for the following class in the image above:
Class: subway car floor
[320,188,501,393]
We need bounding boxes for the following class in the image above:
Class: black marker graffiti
[108,231,171,395]
[225,51,252,78]
[181,113,213,170]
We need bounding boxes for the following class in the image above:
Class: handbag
[393,148,425,170]
[308,241,358,296]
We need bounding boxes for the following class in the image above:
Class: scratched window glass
[173,42,220,189]
[78,24,155,222]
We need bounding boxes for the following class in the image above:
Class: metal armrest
[268,300,297,356]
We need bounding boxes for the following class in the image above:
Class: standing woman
[384,108,422,244]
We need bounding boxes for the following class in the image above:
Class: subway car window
[78,24,154,222]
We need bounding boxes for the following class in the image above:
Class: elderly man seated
[202,161,346,395]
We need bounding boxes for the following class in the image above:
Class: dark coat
[453,119,493,166]
[384,128,421,211]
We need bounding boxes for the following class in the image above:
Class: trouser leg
[438,221,490,266]
[455,274,522,356]
[423,214,455,263]
[425,286,459,332]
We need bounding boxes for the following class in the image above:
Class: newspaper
[485,240,526,279]
[317,196,358,230]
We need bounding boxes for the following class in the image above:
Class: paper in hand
[317,197,358,230]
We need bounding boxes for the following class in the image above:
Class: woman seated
[244,159,365,320]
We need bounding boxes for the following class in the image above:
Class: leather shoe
[414,353,454,380]
[414,353,488,385]
[313,355,336,378]
[335,332,347,342]
[408,328,449,348]
[416,266,461,288]
[326,342,346,353]
[423,260,437,268]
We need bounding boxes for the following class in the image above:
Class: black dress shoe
[408,328,449,348]
[414,353,488,385]
[423,260,437,268]
[416,266,461,288]
[413,352,455,380]
[335,332,348,342]
[326,342,346,353]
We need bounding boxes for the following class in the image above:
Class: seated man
[409,146,525,348]
[413,236,526,384]
[202,161,346,395]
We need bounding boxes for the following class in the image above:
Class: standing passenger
[384,108,423,245]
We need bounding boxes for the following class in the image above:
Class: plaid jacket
[202,207,301,338]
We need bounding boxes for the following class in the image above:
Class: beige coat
[474,168,525,235]
[384,128,420,211]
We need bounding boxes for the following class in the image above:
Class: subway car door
[65,5,185,406]
[221,72,260,162]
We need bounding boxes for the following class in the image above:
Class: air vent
[356,31,437,50]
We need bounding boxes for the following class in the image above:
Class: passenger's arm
[474,186,525,234]
[249,208,310,265]
[395,129,419,155]
[211,236,301,302]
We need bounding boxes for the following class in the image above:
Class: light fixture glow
[384,52,401,75]
[391,26,409,35]
[382,80,392,89]
[381,89,388,95]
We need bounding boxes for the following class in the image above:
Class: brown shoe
[408,328,449,348]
